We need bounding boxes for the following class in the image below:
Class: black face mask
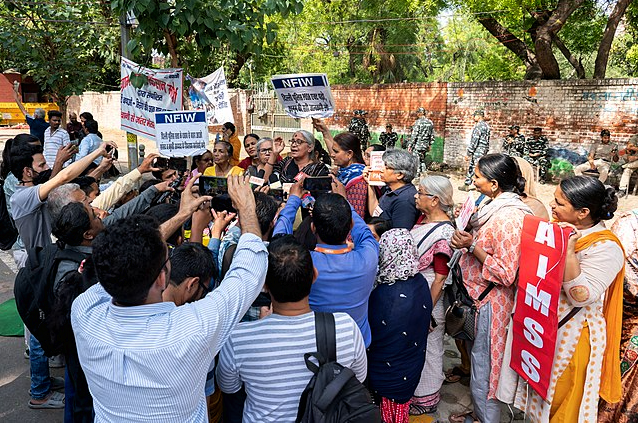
[31,168,52,185]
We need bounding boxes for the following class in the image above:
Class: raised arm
[272,179,304,236]
[12,85,28,117]
[312,118,335,153]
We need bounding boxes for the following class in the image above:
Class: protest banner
[154,111,208,157]
[271,73,335,119]
[120,58,183,139]
[455,195,475,231]
[187,67,234,125]
[510,215,570,400]
[368,151,385,186]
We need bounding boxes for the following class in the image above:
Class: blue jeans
[29,334,50,400]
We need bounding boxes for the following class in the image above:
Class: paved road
[0,250,64,422]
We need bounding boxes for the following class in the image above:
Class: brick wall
[444,79,638,165]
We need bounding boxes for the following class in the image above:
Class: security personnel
[460,110,490,191]
[524,127,550,183]
[348,109,371,151]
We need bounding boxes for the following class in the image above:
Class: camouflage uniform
[379,131,399,149]
[409,116,435,174]
[502,134,526,157]
[348,110,371,151]
[464,120,491,186]
[524,135,550,181]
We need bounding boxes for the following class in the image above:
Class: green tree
[111,0,304,86]
[0,1,120,115]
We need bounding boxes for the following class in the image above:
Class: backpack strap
[315,312,337,364]
[416,221,454,249]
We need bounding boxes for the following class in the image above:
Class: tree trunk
[534,0,584,79]
[163,30,179,67]
[594,0,633,79]
[553,36,586,78]
[226,52,251,87]
[477,17,543,79]
[346,36,357,78]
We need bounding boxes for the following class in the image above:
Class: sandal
[28,391,65,409]
[449,411,478,423]
[445,366,470,383]
[410,403,437,415]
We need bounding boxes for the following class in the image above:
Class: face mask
[31,168,52,185]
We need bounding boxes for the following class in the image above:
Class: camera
[156,175,183,204]
[198,176,235,213]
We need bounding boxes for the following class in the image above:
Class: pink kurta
[459,207,527,400]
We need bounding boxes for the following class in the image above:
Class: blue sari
[337,163,365,185]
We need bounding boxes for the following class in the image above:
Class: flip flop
[445,366,470,383]
[410,403,437,415]
[28,391,65,409]
[449,411,478,423]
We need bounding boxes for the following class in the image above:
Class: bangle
[468,239,478,254]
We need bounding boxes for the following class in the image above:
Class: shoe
[48,354,65,368]
[24,348,29,359]
[50,376,65,391]
[28,391,65,409]
[618,189,628,198]
[458,185,470,192]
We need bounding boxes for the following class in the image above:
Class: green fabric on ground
[0,298,24,337]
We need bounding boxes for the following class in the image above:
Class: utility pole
[120,11,139,170]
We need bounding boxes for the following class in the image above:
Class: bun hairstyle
[559,176,618,222]
[477,153,526,196]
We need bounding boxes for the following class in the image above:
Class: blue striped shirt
[217,311,367,422]
[71,234,268,423]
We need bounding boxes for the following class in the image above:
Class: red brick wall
[326,82,448,136]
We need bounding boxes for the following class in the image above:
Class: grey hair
[34,108,46,119]
[419,175,454,216]
[295,130,315,151]
[47,183,83,221]
[256,137,273,154]
[383,149,418,183]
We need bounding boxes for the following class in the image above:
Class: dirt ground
[2,126,638,223]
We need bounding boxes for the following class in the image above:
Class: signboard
[187,67,234,125]
[455,195,475,231]
[510,215,570,400]
[120,58,183,139]
[154,111,208,157]
[368,151,385,186]
[271,73,335,119]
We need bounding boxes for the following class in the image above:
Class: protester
[449,153,531,422]
[185,150,213,186]
[599,209,638,422]
[365,149,420,229]
[237,133,259,170]
[313,120,368,218]
[66,112,83,142]
[217,234,367,422]
[368,229,432,423]
[273,179,379,347]
[364,144,386,167]
[43,110,71,168]
[203,141,244,178]
[512,156,549,219]
[71,176,268,422]
[367,216,392,241]
[76,120,104,166]
[221,122,241,166]
[502,176,623,422]
[245,138,280,184]
[268,131,330,183]
[12,85,49,143]
[409,175,455,415]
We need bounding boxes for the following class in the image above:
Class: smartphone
[169,157,187,173]
[210,194,236,214]
[199,176,228,196]
[303,176,333,192]
[154,157,169,169]
[68,139,79,147]
[268,188,285,202]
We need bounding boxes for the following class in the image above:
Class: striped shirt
[217,311,367,423]
[71,234,267,423]
[43,126,71,167]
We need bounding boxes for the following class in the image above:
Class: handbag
[444,262,495,341]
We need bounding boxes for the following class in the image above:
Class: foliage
[0,1,120,105]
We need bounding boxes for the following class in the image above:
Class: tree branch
[594,0,633,78]
[553,35,586,78]
[477,17,543,79]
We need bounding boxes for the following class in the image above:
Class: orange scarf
[574,229,625,403]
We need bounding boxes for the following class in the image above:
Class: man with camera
[618,134,638,197]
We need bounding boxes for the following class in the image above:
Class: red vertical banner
[510,215,570,400]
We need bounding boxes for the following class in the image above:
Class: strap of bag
[477,282,496,301]
[416,221,454,249]
[315,312,337,364]
[558,307,582,328]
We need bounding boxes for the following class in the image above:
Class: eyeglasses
[288,139,305,146]
[417,191,436,198]
[260,148,273,154]
[197,279,212,300]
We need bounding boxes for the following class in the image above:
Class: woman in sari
[503,176,623,422]
[368,229,432,423]
[203,141,244,178]
[237,133,260,170]
[599,209,638,422]
[268,130,329,183]
[450,153,531,422]
[409,175,455,415]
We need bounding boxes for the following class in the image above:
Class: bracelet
[468,239,478,254]
[265,162,275,167]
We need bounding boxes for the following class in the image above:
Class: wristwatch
[468,239,478,254]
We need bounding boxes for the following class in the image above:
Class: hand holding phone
[303,176,333,193]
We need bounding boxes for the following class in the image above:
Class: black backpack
[296,313,381,423]
[0,178,18,250]
[14,243,86,356]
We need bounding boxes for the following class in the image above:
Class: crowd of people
[1,106,638,423]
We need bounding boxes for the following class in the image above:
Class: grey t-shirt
[10,185,52,249]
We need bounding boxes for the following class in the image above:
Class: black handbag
[444,262,495,341]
